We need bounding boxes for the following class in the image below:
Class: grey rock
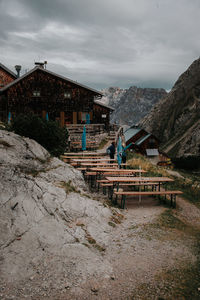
[0,130,113,287]
[139,57,200,158]
[101,86,167,125]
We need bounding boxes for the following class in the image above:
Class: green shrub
[9,114,68,157]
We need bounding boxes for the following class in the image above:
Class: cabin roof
[94,100,114,111]
[0,66,103,96]
[0,63,17,79]
[124,127,142,142]
[135,133,151,146]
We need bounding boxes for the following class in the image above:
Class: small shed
[124,126,160,156]
[134,133,159,155]
[124,126,147,146]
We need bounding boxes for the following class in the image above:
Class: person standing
[107,141,115,163]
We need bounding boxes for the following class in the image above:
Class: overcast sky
[1,0,200,91]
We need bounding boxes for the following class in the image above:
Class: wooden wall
[0,68,98,125]
[0,68,16,88]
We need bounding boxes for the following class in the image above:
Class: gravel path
[48,196,200,300]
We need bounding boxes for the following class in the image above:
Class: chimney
[35,61,47,69]
[15,65,21,78]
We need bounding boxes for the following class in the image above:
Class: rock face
[0,130,113,296]
[139,58,200,158]
[101,86,167,125]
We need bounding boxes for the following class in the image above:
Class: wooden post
[73,112,77,124]
[60,111,65,127]
[42,110,46,119]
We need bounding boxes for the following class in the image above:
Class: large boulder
[0,130,113,293]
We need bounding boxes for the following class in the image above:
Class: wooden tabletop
[71,141,96,145]
[90,168,146,173]
[106,176,174,183]
[72,158,115,162]
[81,162,120,167]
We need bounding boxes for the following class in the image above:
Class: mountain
[139,58,200,158]
[101,86,167,125]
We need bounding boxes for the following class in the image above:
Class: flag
[117,136,122,168]
[8,112,11,124]
[82,126,86,151]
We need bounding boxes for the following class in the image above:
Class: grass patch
[147,209,196,236]
[85,232,106,252]
[129,209,198,242]
[20,167,46,177]
[127,153,169,177]
[166,176,200,208]
[128,152,200,207]
[108,221,116,227]
[93,244,106,252]
[98,138,108,150]
[59,180,79,194]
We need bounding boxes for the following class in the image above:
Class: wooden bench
[114,190,183,209]
[100,182,161,196]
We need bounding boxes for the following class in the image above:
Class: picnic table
[72,158,114,162]
[71,158,115,167]
[85,168,146,190]
[70,141,98,151]
[105,176,174,203]
[60,155,106,163]
[90,168,146,174]
[79,163,126,171]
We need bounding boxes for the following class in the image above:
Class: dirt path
[53,195,200,300]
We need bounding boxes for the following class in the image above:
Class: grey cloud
[1,0,200,90]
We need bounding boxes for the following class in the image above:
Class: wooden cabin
[124,126,147,145]
[124,126,160,156]
[0,63,113,128]
[93,100,114,130]
[134,133,159,156]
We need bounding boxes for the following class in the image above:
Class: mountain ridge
[101,86,167,125]
[139,57,200,157]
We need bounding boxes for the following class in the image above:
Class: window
[33,91,40,97]
[64,92,71,99]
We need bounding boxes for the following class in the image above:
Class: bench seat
[114,190,183,209]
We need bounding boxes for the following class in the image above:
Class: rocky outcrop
[101,87,126,108]
[0,130,113,296]
[139,58,200,157]
[101,86,167,125]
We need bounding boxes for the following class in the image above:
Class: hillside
[101,86,167,125]
[139,58,200,158]
[1,130,200,299]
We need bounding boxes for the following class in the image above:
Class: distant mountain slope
[101,86,167,125]
[139,58,200,158]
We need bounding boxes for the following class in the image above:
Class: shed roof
[0,63,17,79]
[146,149,159,156]
[135,133,151,146]
[94,100,114,111]
[124,127,142,142]
[0,66,103,96]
